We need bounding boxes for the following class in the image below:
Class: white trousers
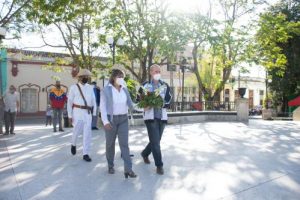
[71,115,92,155]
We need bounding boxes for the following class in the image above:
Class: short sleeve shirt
[4,92,19,112]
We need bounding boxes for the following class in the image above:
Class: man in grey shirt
[3,85,19,135]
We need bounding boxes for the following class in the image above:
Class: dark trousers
[142,119,166,167]
[4,111,16,134]
[64,117,69,128]
[46,116,52,126]
[53,108,62,130]
[0,116,3,134]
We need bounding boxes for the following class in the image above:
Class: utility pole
[180,58,187,112]
[0,27,7,96]
[265,71,268,109]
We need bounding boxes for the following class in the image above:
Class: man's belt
[72,104,92,114]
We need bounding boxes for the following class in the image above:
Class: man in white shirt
[3,85,19,135]
[67,69,97,162]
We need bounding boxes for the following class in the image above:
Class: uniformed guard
[67,69,97,162]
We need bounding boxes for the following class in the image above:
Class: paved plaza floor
[0,120,300,200]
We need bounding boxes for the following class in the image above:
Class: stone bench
[129,111,238,126]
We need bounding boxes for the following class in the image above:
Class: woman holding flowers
[138,64,172,175]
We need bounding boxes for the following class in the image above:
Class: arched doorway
[19,84,40,113]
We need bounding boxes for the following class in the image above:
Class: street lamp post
[106,37,124,65]
[265,71,272,109]
[105,37,124,87]
[265,72,268,108]
[180,57,187,112]
[0,27,7,96]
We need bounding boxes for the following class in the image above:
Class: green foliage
[137,91,164,108]
[263,95,273,109]
[103,0,188,82]
[27,0,90,25]
[255,0,300,112]
[124,75,139,102]
[26,0,108,72]
[0,0,32,39]
[256,12,300,74]
[185,54,223,101]
[51,75,62,81]
[183,0,260,101]
[200,56,223,96]
[41,57,72,72]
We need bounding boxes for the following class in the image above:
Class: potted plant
[238,87,247,98]
[262,97,273,120]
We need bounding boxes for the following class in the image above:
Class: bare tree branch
[39,26,67,48]
[0,0,31,26]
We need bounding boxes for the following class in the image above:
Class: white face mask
[116,78,125,86]
[153,73,161,81]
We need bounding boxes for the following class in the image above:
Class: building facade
[0,48,267,116]
[221,76,266,109]
[0,49,81,116]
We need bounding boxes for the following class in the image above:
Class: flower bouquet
[137,87,164,109]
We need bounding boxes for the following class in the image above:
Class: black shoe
[10,132,15,135]
[124,171,137,179]
[59,129,64,132]
[156,167,164,175]
[92,127,99,130]
[141,153,150,164]
[121,153,134,158]
[83,155,92,162]
[108,167,115,174]
[4,132,9,135]
[71,145,76,155]
[53,129,57,132]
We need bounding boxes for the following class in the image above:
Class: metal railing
[168,101,236,112]
[275,112,292,117]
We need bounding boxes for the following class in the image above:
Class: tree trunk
[192,44,207,102]
[210,67,232,101]
[141,60,148,83]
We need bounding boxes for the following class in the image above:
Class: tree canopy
[255,0,300,111]
[2,0,299,107]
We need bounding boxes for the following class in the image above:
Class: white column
[236,98,249,122]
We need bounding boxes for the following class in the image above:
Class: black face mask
[81,78,88,84]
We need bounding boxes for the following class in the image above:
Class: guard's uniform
[67,83,97,155]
